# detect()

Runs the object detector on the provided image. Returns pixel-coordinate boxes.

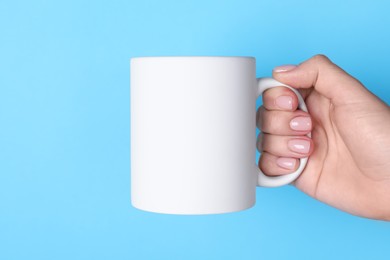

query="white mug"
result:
[130,56,309,215]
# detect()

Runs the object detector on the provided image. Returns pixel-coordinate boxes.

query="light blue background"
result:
[1,0,389,259]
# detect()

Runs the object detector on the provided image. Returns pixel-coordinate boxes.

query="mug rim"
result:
[130,56,255,61]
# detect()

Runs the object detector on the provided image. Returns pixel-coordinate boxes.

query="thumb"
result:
[272,55,371,106]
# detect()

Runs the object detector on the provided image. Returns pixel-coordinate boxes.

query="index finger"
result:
[262,86,299,111]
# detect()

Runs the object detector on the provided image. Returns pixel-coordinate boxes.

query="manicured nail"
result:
[275,95,293,110]
[276,157,296,170]
[273,64,297,73]
[288,139,310,154]
[290,116,312,131]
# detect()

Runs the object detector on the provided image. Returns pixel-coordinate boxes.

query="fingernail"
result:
[288,139,310,154]
[276,157,296,170]
[275,96,293,110]
[290,116,312,131]
[273,64,297,73]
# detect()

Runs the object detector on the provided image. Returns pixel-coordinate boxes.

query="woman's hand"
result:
[257,55,390,221]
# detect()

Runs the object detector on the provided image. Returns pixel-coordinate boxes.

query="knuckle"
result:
[265,111,279,133]
[262,91,274,106]
[259,154,272,171]
[312,54,331,64]
[256,107,264,129]
[256,134,263,151]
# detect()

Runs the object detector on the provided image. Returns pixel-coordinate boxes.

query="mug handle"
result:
[256,78,311,187]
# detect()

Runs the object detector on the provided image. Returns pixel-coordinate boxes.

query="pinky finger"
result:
[258,152,299,176]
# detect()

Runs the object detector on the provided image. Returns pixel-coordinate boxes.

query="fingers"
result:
[262,86,299,111]
[272,54,368,105]
[257,133,313,158]
[257,79,312,177]
[258,152,299,176]
[257,133,313,176]
[256,106,312,135]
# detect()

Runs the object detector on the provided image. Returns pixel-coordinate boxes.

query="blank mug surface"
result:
[131,57,258,214]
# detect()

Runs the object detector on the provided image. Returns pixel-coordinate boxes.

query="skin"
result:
[257,55,390,221]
